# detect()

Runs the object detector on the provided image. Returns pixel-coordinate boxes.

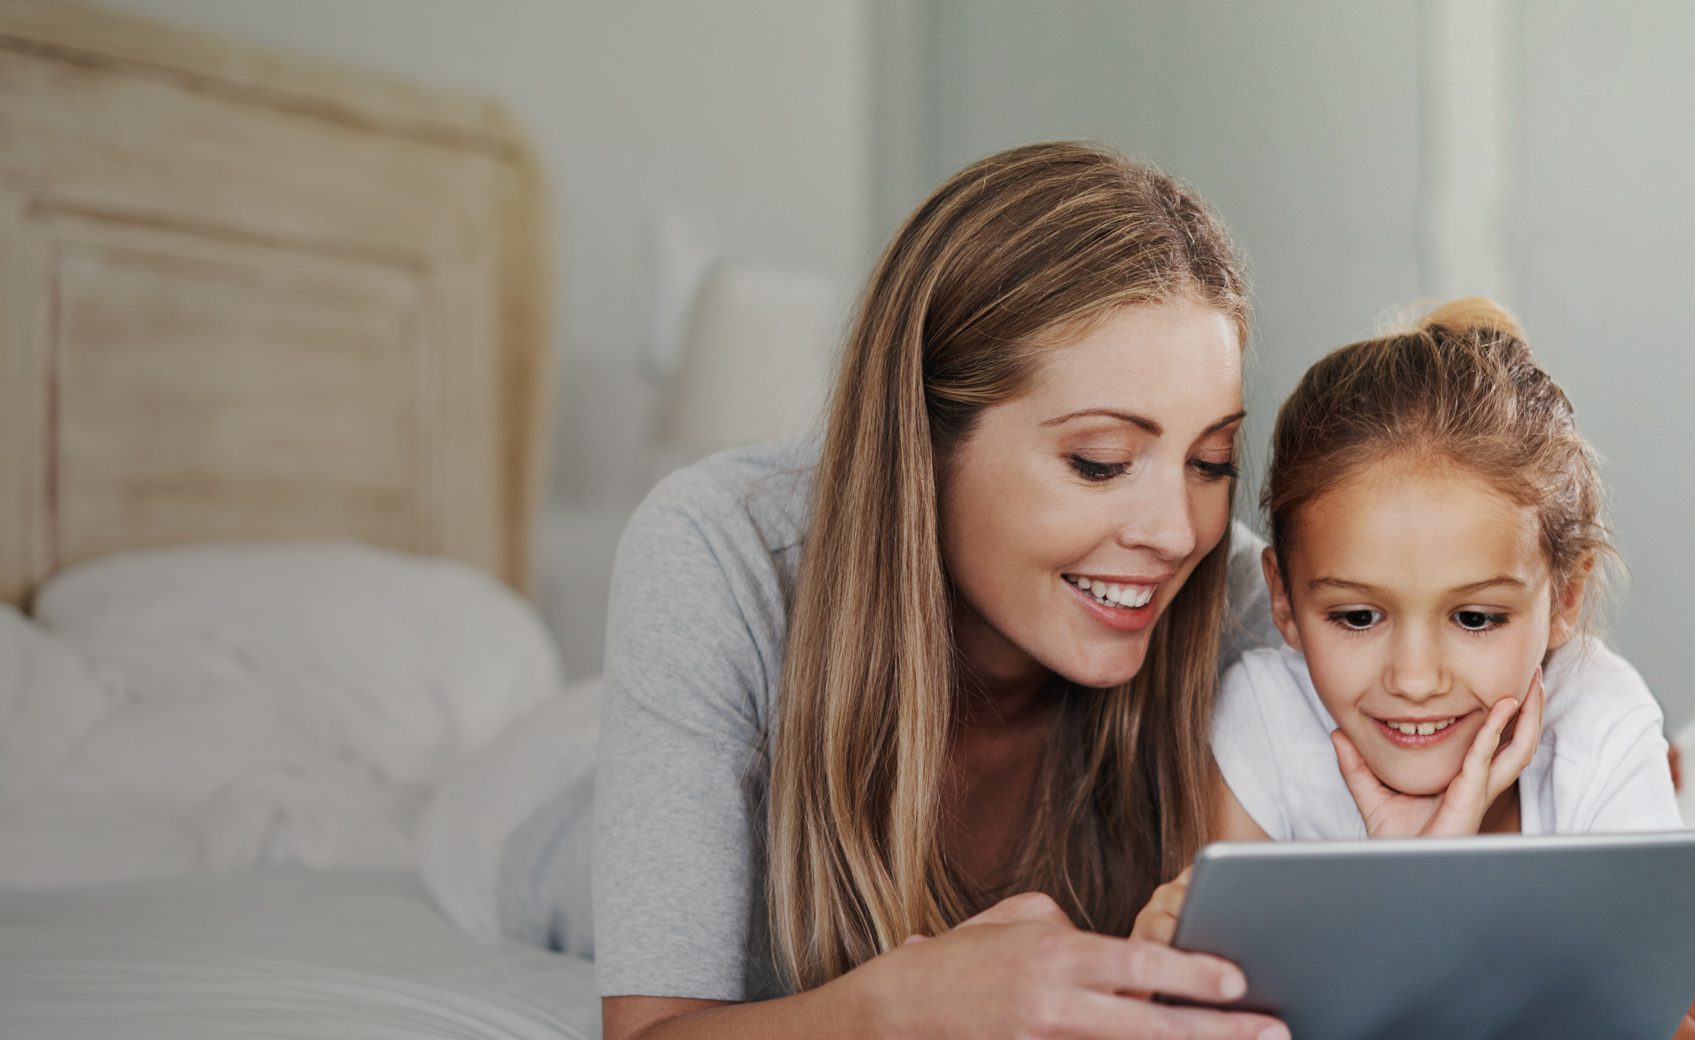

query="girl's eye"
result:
[1191,458,1240,481]
[1453,610,1509,633]
[1068,454,1130,482]
[1327,609,1382,632]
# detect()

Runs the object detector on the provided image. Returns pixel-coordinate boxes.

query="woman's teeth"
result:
[1065,574,1154,609]
[1383,718,1457,736]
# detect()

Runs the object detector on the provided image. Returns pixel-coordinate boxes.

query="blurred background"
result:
[89,0,1695,728]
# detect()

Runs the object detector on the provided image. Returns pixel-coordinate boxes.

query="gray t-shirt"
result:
[592,437,1277,1001]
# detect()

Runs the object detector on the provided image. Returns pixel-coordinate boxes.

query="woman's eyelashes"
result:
[1067,453,1130,482]
[1065,453,1237,483]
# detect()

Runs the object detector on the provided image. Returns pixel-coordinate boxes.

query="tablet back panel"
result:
[1172,832,1695,1040]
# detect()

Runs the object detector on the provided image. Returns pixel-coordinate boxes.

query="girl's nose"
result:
[1384,628,1449,701]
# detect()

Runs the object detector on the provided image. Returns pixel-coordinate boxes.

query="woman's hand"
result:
[1131,866,1192,946]
[1332,669,1544,838]
[861,891,1286,1040]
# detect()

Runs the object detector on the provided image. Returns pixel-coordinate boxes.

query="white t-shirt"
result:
[1212,641,1685,840]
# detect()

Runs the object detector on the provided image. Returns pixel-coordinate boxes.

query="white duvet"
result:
[0,544,566,889]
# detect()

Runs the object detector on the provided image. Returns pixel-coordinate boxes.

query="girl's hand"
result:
[1131,866,1192,946]
[1332,669,1544,838]
[865,890,1287,1040]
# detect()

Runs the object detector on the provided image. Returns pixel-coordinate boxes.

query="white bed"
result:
[0,2,600,1036]
[0,869,599,1040]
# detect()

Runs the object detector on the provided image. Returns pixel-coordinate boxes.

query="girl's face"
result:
[939,298,1243,693]
[1266,458,1584,796]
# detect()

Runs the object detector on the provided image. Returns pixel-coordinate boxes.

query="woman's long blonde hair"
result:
[768,142,1250,990]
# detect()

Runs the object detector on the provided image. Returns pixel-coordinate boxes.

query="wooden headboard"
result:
[0,0,550,606]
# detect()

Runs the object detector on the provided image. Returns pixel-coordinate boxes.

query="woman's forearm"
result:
[617,975,879,1040]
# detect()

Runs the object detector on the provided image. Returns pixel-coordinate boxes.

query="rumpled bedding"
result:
[0,544,566,889]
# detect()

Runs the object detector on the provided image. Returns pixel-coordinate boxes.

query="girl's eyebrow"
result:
[1041,409,1246,436]
[1308,576,1528,594]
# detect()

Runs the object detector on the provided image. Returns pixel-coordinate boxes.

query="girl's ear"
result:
[1547,555,1593,650]
[1261,547,1304,652]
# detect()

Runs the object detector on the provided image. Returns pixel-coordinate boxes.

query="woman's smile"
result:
[1061,573,1167,631]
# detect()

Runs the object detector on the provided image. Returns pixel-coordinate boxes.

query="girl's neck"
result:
[1479,781,1522,834]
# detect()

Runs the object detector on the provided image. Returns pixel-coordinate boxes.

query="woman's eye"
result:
[1327,609,1382,631]
[1453,610,1509,633]
[1068,454,1130,482]
[1191,458,1240,481]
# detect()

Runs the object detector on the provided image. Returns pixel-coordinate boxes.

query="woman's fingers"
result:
[1070,990,1288,1040]
[1068,932,1248,1005]
[957,891,1072,930]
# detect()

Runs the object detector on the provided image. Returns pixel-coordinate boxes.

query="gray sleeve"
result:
[592,475,779,1002]
[1222,520,1280,670]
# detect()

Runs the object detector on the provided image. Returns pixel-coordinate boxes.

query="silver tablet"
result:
[1170,831,1695,1040]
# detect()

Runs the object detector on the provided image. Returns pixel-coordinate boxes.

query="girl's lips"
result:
[1063,575,1158,632]
[1369,711,1478,749]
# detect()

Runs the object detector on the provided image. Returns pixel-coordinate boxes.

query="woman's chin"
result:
[1058,651,1148,690]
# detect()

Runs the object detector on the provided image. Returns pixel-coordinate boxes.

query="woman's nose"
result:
[1115,463,1198,562]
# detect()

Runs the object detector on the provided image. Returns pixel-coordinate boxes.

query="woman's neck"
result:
[950,597,1056,731]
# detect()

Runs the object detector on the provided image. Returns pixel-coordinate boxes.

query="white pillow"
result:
[35,543,564,785]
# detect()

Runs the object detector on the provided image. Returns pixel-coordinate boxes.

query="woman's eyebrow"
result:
[1040,409,1246,435]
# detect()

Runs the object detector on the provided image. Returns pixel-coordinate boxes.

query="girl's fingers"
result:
[1132,867,1193,945]
[1332,729,1392,810]
[1486,670,1545,797]
[1480,670,1543,800]
[1456,696,1516,796]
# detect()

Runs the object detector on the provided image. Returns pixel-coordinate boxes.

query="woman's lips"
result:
[1062,574,1159,632]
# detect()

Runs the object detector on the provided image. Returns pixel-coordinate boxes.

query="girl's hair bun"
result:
[1417,296,1525,340]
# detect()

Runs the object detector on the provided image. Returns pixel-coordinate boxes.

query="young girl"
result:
[1208,298,1683,845]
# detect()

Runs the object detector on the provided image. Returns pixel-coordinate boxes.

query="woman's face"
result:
[939,298,1243,692]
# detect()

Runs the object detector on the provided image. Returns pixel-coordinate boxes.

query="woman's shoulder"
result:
[625,436,818,566]
[606,438,819,733]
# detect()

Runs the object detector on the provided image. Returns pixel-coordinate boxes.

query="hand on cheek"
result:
[1333,669,1545,837]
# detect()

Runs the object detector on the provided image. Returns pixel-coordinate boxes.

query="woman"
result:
[595,142,1290,1040]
